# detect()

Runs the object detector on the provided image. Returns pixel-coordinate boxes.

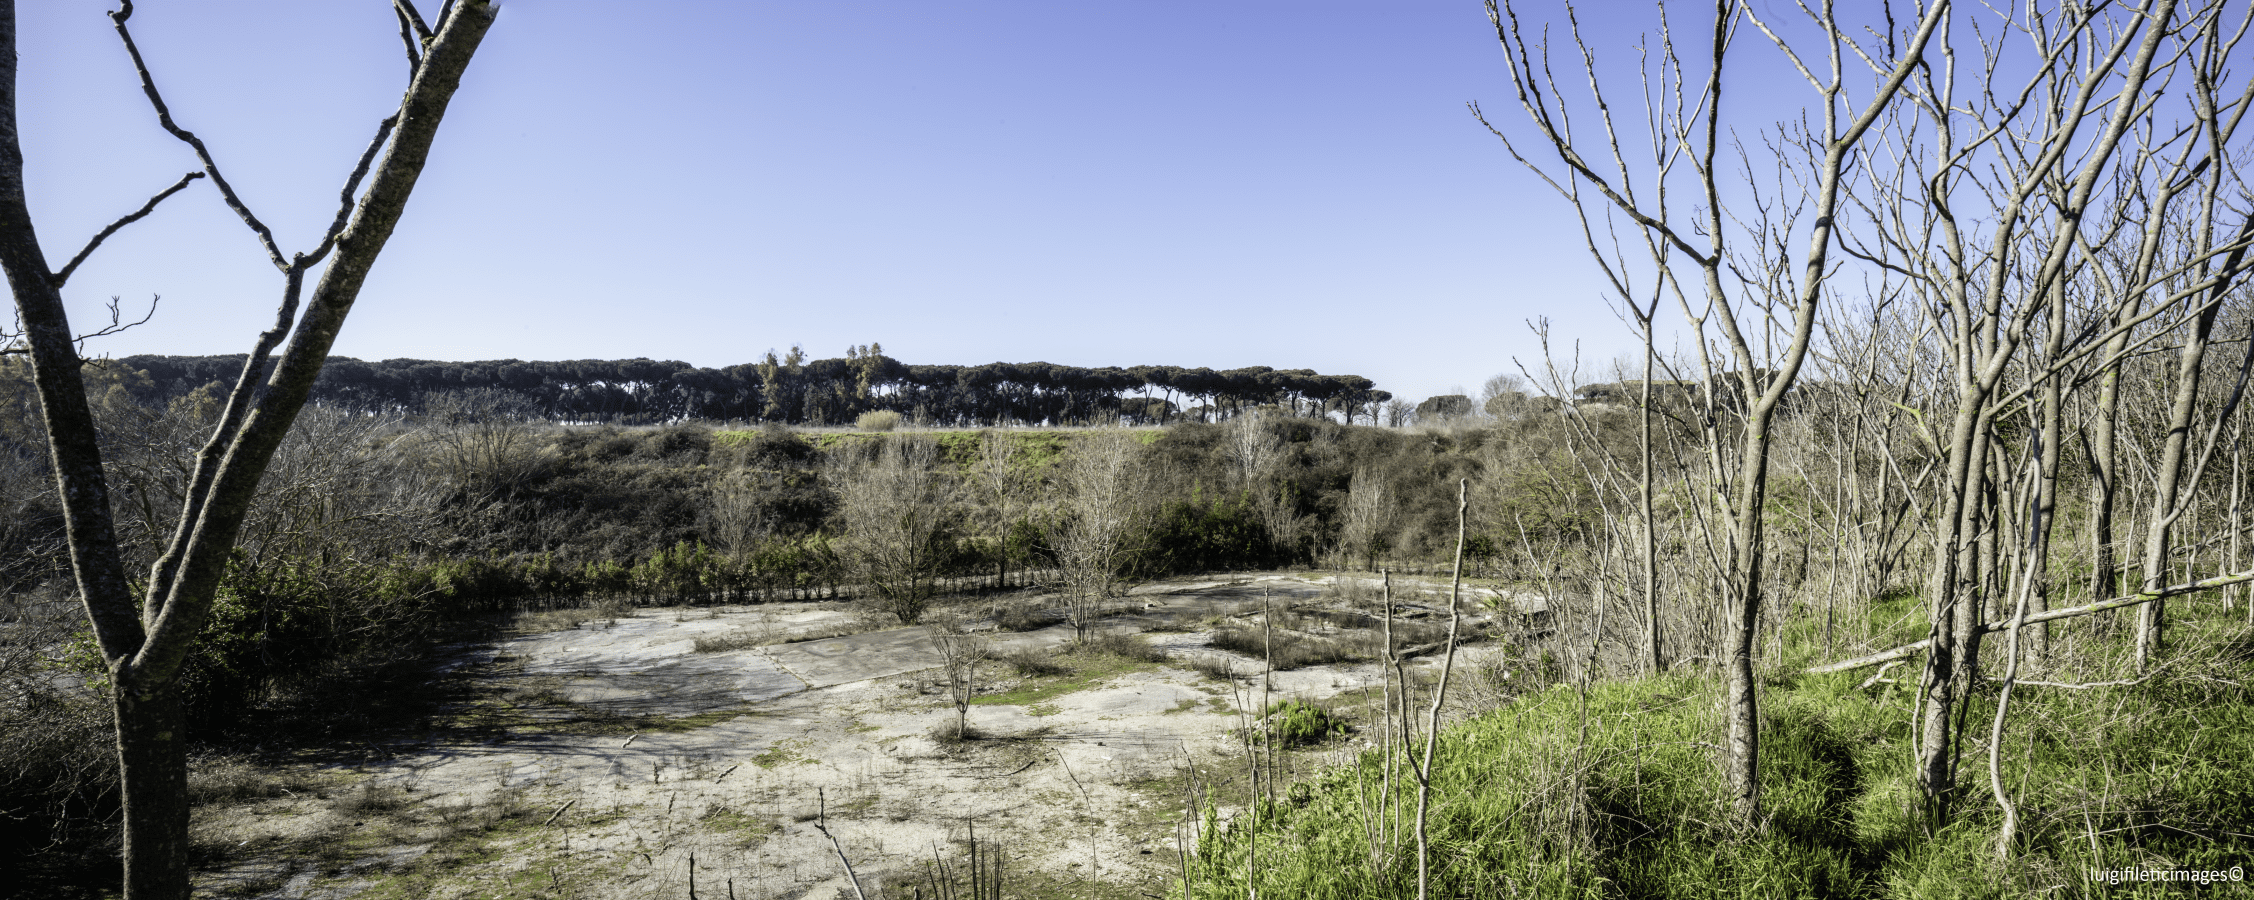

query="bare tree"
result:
[1830,0,2254,831]
[927,613,988,739]
[1223,406,1284,486]
[1482,0,1945,824]
[421,388,548,503]
[707,467,772,559]
[1382,398,1415,428]
[1048,430,1146,643]
[1333,467,1392,572]
[833,435,957,624]
[0,2,497,895]
[969,429,1028,589]
[1226,408,1308,561]
[1477,372,1528,420]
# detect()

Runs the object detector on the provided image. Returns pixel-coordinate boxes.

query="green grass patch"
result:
[752,740,811,769]
[1182,606,2254,899]
[698,806,779,845]
[971,640,1166,708]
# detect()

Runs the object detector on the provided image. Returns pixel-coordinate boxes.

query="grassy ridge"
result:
[1185,608,2254,898]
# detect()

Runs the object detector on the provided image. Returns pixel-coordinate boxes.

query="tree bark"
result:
[0,4,495,896]
[2135,215,2254,670]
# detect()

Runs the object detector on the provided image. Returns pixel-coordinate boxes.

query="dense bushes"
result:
[4,405,1590,763]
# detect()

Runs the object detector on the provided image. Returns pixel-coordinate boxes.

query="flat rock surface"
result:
[200,573,1513,900]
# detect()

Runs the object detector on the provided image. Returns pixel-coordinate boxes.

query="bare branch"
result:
[1806,567,2254,674]
[394,0,434,43]
[107,0,287,271]
[52,171,202,287]
[72,294,159,354]
[391,3,424,74]
[301,114,401,268]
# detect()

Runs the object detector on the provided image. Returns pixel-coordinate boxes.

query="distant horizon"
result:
[17,2,1787,411]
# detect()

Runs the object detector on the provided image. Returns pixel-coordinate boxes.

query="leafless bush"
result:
[999,647,1072,677]
[692,627,776,654]
[332,781,414,818]
[993,600,1059,633]
[1332,469,1392,571]
[1049,431,1148,641]
[0,583,116,835]
[929,614,989,738]
[420,388,551,502]
[1208,627,1358,670]
[185,754,326,806]
[706,468,772,558]
[832,435,957,624]
[1187,655,1242,681]
[1320,576,1381,611]
[1074,630,1168,664]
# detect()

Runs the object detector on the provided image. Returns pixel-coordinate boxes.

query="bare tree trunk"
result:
[0,4,495,896]
[1639,308,1662,673]
[2086,309,2133,621]
[1483,0,1944,825]
[2137,217,2254,670]
[2232,421,2247,622]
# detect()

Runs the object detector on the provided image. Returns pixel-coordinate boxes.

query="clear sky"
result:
[18,1,1758,407]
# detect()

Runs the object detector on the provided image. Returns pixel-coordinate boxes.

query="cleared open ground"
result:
[188,573,1531,899]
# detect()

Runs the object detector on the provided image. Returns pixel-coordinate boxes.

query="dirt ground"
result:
[191,573,1532,900]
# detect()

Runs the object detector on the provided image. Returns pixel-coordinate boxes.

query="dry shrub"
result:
[692,627,775,654]
[333,781,414,818]
[1188,654,1246,681]
[1298,606,1379,631]
[1209,626,1359,670]
[928,721,995,746]
[855,410,903,432]
[995,600,1059,632]
[512,606,593,634]
[1320,576,1382,610]
[0,586,118,847]
[1001,647,1072,677]
[186,754,324,806]
[780,620,871,644]
[1074,630,1168,663]
[591,596,636,622]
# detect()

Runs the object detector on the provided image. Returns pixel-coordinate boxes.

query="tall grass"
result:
[1181,602,2254,899]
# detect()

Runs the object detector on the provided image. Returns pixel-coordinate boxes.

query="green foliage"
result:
[1261,700,1343,747]
[1136,491,1274,576]
[1183,610,2254,900]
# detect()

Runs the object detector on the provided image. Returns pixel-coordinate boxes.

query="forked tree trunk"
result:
[0,4,496,896]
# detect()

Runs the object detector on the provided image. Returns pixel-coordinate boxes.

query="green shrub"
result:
[1261,700,1343,747]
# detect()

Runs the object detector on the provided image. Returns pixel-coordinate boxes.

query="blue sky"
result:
[17,1,1772,406]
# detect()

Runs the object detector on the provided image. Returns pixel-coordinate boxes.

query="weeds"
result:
[691,627,773,653]
[1209,627,1358,670]
[1258,701,1344,748]
[994,601,1060,632]
[1182,599,2254,899]
[1000,647,1072,677]
[1078,629,1170,663]
[973,635,1169,708]
[185,755,331,806]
